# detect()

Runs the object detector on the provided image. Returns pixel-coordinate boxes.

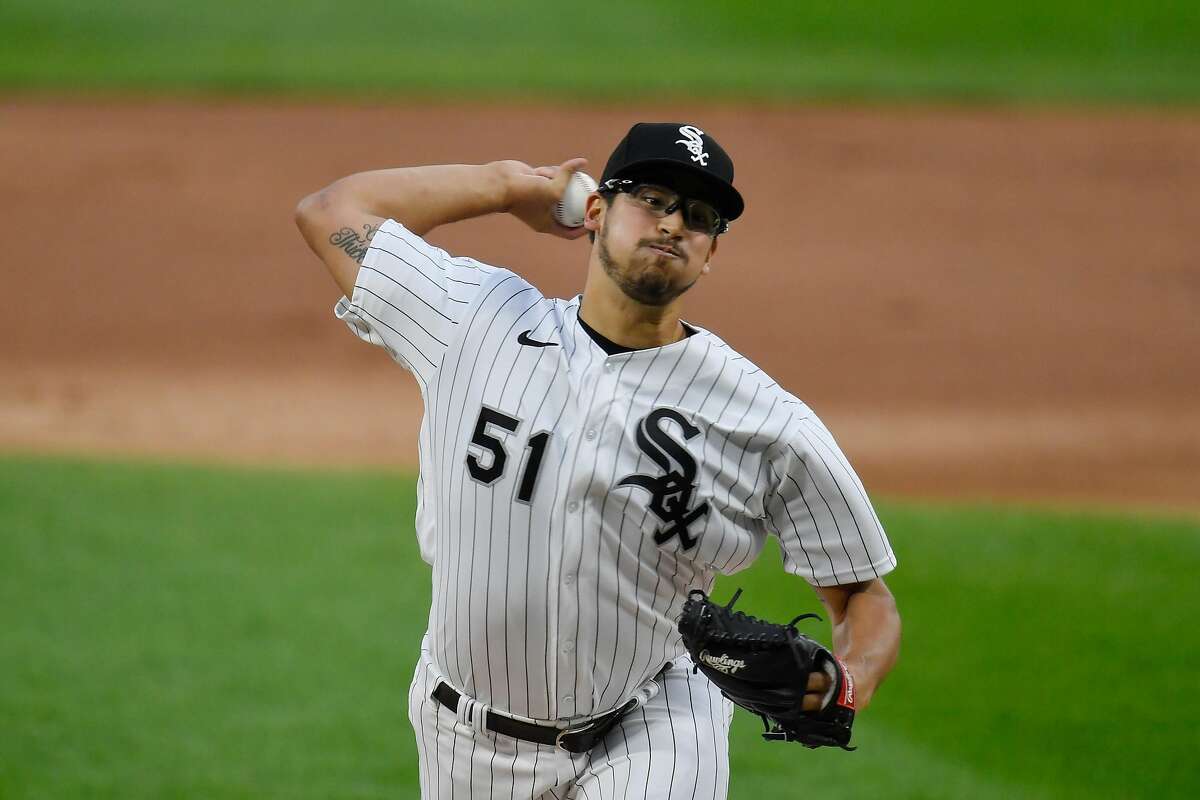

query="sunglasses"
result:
[598,178,728,236]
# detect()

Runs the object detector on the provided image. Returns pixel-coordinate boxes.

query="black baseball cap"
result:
[600,122,744,224]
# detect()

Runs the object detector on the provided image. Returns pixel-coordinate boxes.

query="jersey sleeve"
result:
[333,218,494,384]
[763,414,896,587]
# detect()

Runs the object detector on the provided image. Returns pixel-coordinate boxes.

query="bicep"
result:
[294,184,385,297]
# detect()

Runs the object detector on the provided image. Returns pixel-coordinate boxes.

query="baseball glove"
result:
[677,588,857,750]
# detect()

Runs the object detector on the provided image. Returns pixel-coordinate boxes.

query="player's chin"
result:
[623,273,689,306]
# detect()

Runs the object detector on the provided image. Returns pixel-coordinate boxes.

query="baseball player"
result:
[295,122,901,799]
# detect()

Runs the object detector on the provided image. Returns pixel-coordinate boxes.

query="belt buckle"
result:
[554,721,594,753]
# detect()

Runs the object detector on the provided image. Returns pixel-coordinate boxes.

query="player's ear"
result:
[703,235,720,270]
[583,193,605,234]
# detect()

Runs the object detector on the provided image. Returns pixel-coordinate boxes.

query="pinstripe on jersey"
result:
[335,219,896,722]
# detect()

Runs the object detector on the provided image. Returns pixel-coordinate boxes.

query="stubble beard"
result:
[597,224,697,307]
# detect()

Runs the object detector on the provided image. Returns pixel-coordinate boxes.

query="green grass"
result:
[2,1,1200,103]
[2,454,1198,798]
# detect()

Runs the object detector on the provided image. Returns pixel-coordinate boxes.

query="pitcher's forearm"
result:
[830,584,900,710]
[323,162,512,236]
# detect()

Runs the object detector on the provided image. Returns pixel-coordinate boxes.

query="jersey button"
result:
[585,429,597,441]
[562,640,575,653]
[567,501,580,513]
[563,573,575,585]
[562,694,574,704]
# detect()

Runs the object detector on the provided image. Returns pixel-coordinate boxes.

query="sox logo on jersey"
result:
[618,408,710,550]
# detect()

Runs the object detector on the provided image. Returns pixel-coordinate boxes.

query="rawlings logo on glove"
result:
[698,650,748,675]
[677,588,857,750]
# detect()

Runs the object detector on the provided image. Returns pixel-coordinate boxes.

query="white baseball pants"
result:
[407,644,733,799]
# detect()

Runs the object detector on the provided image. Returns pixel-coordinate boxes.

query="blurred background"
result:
[2,1,1197,798]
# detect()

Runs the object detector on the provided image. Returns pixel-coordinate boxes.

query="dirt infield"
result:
[2,99,1197,512]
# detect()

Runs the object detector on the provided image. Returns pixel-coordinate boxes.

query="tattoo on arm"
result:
[329,223,379,265]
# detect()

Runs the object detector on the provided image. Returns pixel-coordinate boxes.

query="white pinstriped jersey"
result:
[334,218,896,722]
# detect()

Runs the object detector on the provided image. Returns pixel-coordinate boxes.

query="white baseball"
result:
[553,171,598,228]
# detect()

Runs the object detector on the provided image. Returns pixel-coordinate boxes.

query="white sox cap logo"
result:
[675,125,709,166]
[698,650,747,675]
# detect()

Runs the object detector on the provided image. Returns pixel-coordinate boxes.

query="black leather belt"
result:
[432,670,666,754]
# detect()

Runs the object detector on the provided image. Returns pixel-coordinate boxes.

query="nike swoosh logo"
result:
[517,330,558,348]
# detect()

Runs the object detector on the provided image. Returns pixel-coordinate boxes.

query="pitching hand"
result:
[498,158,591,240]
